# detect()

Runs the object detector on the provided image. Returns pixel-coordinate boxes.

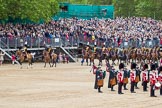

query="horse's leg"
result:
[44,62,46,68]
[52,59,54,67]
[98,59,100,66]
[81,58,84,66]
[27,62,29,69]
[30,60,33,68]
[55,60,56,67]
[49,62,52,67]
[20,62,22,69]
[89,58,91,66]
[86,58,88,66]
[100,59,102,66]
[117,58,120,65]
[112,60,114,65]
[98,57,102,66]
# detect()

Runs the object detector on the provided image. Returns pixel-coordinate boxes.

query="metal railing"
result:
[0,36,160,49]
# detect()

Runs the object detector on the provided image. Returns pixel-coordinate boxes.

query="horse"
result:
[16,49,33,69]
[43,50,52,68]
[16,50,25,68]
[141,49,147,63]
[145,48,152,63]
[81,49,89,66]
[95,48,104,66]
[151,47,159,63]
[117,48,127,65]
[131,48,137,63]
[51,52,57,67]
[136,48,142,63]
[111,48,117,65]
[88,50,96,66]
[125,47,132,64]
[105,49,111,64]
[26,51,33,68]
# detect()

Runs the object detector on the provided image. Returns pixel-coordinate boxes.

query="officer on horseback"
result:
[86,42,90,53]
[93,44,97,58]
[93,44,97,53]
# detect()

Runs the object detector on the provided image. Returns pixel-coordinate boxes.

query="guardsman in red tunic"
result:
[142,64,149,92]
[130,63,136,93]
[117,63,124,94]
[150,64,158,97]
[158,66,162,95]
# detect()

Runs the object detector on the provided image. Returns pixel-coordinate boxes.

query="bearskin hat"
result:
[143,64,148,70]
[18,47,22,50]
[27,51,31,53]
[151,64,156,71]
[131,63,136,69]
[119,63,124,69]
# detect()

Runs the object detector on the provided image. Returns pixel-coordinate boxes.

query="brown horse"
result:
[111,48,117,65]
[141,49,147,63]
[16,50,33,69]
[26,52,33,68]
[43,50,52,67]
[51,52,57,67]
[136,48,142,63]
[81,48,92,66]
[131,49,137,63]
[151,47,159,63]
[145,48,151,63]
[16,50,25,68]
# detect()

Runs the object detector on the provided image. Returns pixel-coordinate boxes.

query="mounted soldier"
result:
[101,43,106,60]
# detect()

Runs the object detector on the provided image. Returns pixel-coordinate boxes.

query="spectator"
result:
[0,51,5,66]
[11,54,16,65]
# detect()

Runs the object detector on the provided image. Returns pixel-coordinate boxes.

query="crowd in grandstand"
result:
[0,17,162,48]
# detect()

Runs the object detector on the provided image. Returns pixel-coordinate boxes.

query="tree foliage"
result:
[1,0,162,21]
[57,0,162,20]
[0,0,59,22]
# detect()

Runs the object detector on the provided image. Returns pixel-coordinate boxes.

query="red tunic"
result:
[158,73,162,85]
[117,71,124,83]
[150,72,157,85]
[142,70,148,82]
[92,65,97,74]
[130,70,136,82]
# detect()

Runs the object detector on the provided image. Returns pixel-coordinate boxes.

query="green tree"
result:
[0,0,59,22]
[113,0,135,17]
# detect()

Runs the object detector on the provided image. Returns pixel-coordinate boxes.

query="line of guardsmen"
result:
[93,62,162,97]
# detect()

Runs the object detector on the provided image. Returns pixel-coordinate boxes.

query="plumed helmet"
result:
[119,63,124,69]
[151,64,156,71]
[143,64,148,70]
[131,63,136,69]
